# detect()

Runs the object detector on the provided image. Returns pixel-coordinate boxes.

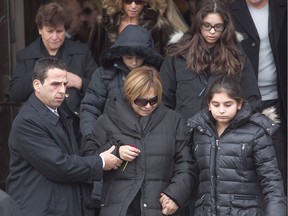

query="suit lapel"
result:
[230,0,259,41]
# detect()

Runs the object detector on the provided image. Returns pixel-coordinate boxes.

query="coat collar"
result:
[230,0,259,41]
[104,95,168,138]
[187,102,279,136]
[21,38,87,61]
[187,103,252,136]
[27,93,70,126]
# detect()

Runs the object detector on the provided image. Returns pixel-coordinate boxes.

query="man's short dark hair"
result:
[32,57,66,84]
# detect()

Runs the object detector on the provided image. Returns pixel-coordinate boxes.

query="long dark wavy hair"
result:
[167,0,244,76]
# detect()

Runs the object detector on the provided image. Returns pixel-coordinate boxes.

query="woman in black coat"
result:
[83,66,197,216]
[160,0,261,122]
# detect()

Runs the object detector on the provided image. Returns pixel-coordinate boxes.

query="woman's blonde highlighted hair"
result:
[124,66,162,105]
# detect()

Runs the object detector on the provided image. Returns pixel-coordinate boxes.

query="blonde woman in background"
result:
[89,0,174,64]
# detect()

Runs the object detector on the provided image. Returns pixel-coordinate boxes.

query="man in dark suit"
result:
[6,57,123,216]
[229,0,287,193]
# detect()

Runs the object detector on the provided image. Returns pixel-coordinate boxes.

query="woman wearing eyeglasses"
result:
[83,66,197,216]
[89,0,174,64]
[160,0,262,123]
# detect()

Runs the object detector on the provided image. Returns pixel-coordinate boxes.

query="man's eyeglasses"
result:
[201,22,225,32]
[134,96,158,107]
[124,0,146,5]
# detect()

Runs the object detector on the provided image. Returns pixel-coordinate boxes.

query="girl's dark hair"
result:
[167,0,244,76]
[206,76,244,104]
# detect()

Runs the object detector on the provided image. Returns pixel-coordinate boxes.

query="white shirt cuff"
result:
[99,155,105,168]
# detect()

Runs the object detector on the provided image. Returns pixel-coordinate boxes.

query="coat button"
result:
[74,111,79,115]
[251,42,256,46]
[143,203,147,207]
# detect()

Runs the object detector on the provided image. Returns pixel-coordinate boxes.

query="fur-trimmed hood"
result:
[250,106,280,136]
[168,31,246,45]
[261,106,280,124]
[101,25,163,70]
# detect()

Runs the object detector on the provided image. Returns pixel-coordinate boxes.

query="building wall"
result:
[0,0,25,190]
[0,0,13,190]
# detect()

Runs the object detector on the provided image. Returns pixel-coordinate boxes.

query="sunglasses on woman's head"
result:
[134,96,158,107]
[124,0,145,5]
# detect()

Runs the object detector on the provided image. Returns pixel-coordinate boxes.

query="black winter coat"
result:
[80,25,163,138]
[6,94,104,216]
[229,0,287,126]
[0,189,20,216]
[160,54,262,122]
[80,62,129,138]
[83,95,197,216]
[187,104,286,216]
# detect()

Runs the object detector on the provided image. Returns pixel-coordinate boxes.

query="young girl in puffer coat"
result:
[187,76,286,216]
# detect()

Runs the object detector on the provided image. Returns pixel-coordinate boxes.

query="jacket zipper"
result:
[233,194,257,200]
[214,139,220,214]
[194,144,199,158]
[140,189,144,216]
[241,144,247,170]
